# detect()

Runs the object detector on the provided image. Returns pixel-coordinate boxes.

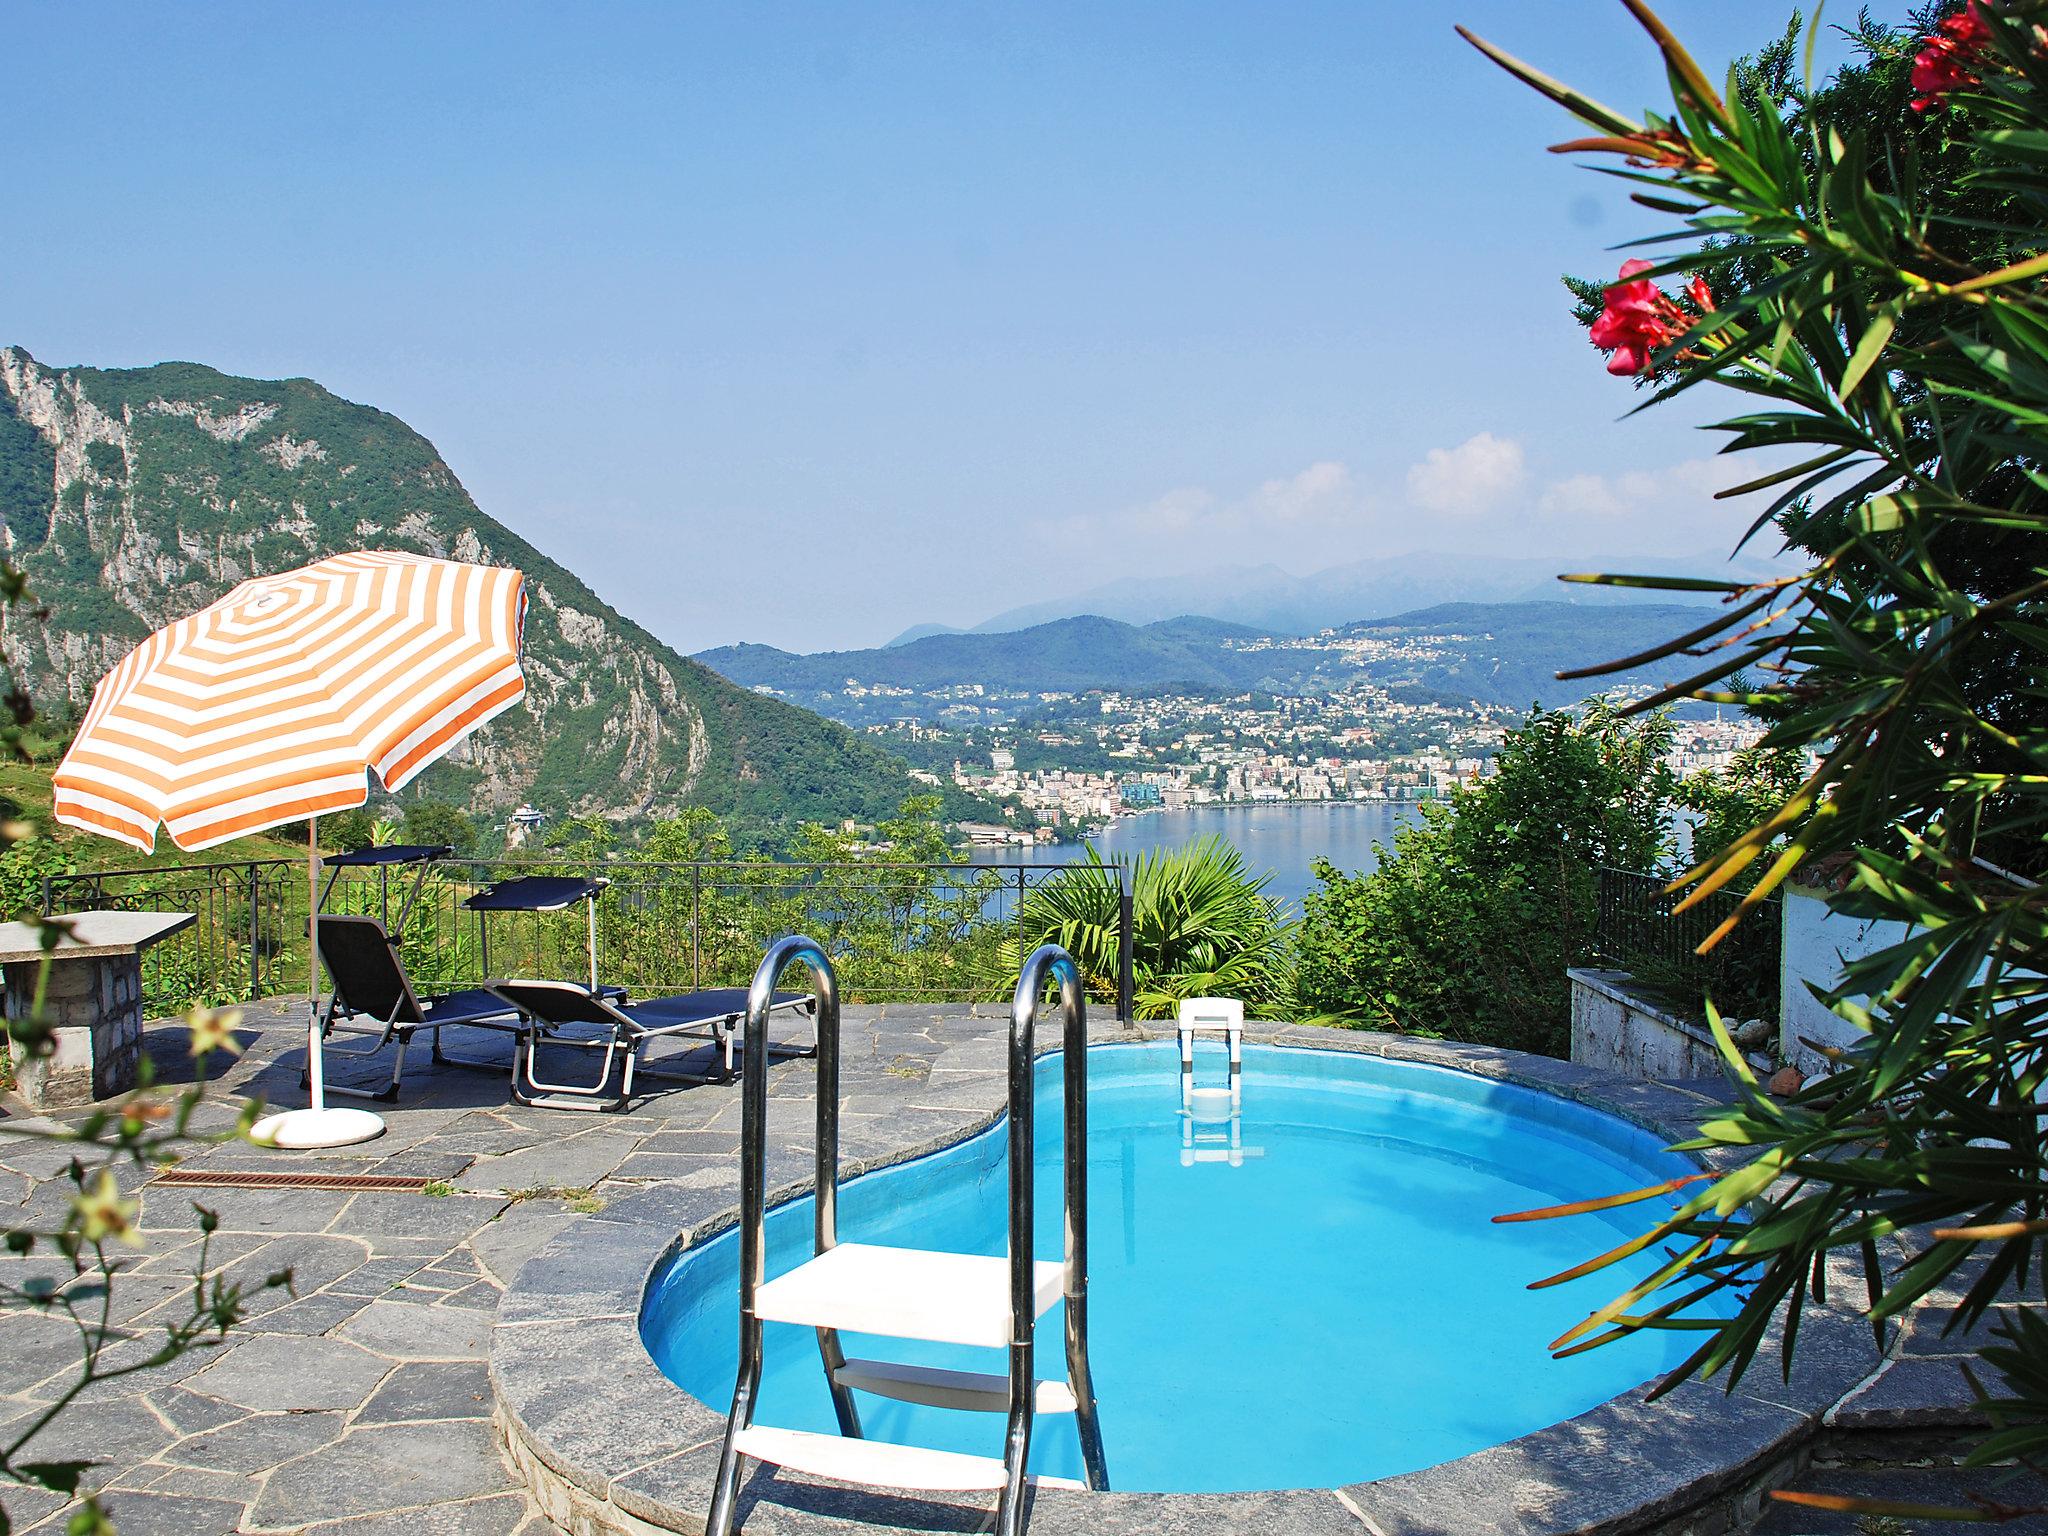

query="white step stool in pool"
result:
[704,939,1109,1536]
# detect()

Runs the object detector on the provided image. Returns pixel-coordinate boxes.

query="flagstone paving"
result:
[0,1000,2035,1535]
[0,998,884,1535]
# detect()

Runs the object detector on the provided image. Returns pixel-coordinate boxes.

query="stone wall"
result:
[1568,966,1724,1081]
[4,953,143,1107]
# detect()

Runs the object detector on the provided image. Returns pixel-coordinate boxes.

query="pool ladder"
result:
[1178,997,1251,1168]
[704,938,1109,1536]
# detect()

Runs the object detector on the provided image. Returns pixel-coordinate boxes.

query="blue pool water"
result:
[640,1043,1717,1493]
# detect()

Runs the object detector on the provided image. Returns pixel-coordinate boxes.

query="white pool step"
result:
[834,1357,1078,1414]
[753,1243,1063,1349]
[730,1425,1085,1492]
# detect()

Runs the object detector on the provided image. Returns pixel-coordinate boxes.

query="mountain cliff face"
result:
[0,346,928,830]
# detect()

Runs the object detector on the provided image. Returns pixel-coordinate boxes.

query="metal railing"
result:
[42,854,1136,1015]
[703,939,1106,1536]
[1590,865,1782,1024]
[39,860,303,1018]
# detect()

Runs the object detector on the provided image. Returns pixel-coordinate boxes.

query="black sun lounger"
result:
[481,979,816,1111]
[314,860,626,1101]
[319,842,456,932]
[313,913,525,1102]
[465,874,611,989]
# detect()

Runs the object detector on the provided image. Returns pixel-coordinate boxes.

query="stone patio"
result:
[0,1001,2035,1535]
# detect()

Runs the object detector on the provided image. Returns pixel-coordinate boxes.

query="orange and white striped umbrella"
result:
[53,551,528,852]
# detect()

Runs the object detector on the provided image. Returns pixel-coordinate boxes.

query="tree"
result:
[320,807,380,854]
[400,799,476,857]
[642,807,736,864]
[1463,0,2048,1499]
[541,814,615,864]
[1679,744,1808,880]
[1292,704,1676,1055]
[776,796,1006,1001]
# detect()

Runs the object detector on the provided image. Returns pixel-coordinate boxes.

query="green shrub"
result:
[1462,0,2048,1485]
[1292,705,1675,1055]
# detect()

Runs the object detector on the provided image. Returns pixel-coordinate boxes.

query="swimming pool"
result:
[639,1041,1716,1494]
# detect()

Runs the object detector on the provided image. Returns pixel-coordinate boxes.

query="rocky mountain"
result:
[0,346,943,833]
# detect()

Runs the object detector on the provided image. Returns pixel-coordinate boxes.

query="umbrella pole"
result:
[307,815,324,1111]
[251,812,384,1150]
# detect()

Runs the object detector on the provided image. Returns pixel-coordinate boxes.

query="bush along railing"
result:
[1590,866,1780,1027]
[45,855,1132,1013]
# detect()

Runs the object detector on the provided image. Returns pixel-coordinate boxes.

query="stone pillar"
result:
[4,952,146,1108]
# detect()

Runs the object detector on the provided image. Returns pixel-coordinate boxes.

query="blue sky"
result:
[6,2,1853,652]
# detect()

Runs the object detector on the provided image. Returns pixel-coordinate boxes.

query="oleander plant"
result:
[1462,0,2048,1519]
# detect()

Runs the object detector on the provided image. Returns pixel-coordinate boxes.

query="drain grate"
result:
[153,1169,433,1193]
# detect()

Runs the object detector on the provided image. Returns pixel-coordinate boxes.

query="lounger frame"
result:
[483,980,817,1111]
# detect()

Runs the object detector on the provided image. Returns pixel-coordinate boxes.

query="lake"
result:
[980,802,1425,910]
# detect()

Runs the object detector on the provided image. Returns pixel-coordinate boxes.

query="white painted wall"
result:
[1778,883,1915,1077]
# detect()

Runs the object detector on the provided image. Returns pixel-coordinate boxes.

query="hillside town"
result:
[871,684,1773,841]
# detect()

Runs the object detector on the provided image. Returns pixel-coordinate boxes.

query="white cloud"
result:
[1536,458,1730,520]
[1246,460,1356,524]
[1036,460,1367,569]
[1405,432,1527,515]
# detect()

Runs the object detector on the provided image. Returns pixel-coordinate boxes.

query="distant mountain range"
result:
[700,601,1726,721]
[881,547,1778,644]
[0,347,950,832]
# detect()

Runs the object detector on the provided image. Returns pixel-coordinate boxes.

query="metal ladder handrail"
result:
[707,934,860,1533]
[1003,944,1109,1534]
[706,937,1107,1536]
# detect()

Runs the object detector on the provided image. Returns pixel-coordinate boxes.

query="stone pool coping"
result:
[491,1020,1898,1536]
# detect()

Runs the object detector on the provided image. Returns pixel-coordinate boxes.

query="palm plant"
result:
[1008,835,1292,1018]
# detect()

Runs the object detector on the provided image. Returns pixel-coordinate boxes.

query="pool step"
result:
[834,1358,1078,1414]
[753,1242,1063,1349]
[730,1425,1086,1493]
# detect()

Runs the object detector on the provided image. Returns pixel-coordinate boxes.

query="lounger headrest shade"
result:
[485,978,625,1026]
[465,875,609,912]
[316,915,425,1025]
[322,844,455,867]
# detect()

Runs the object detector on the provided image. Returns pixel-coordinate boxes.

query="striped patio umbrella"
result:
[54,550,527,852]
[51,550,530,1147]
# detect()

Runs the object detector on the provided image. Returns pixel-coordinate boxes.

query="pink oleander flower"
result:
[1591,259,1678,377]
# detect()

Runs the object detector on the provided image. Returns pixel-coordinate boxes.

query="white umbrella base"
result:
[252,1107,387,1149]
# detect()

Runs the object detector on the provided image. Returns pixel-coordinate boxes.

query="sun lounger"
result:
[481,979,816,1111]
[312,913,527,1102]
[313,878,626,1102]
